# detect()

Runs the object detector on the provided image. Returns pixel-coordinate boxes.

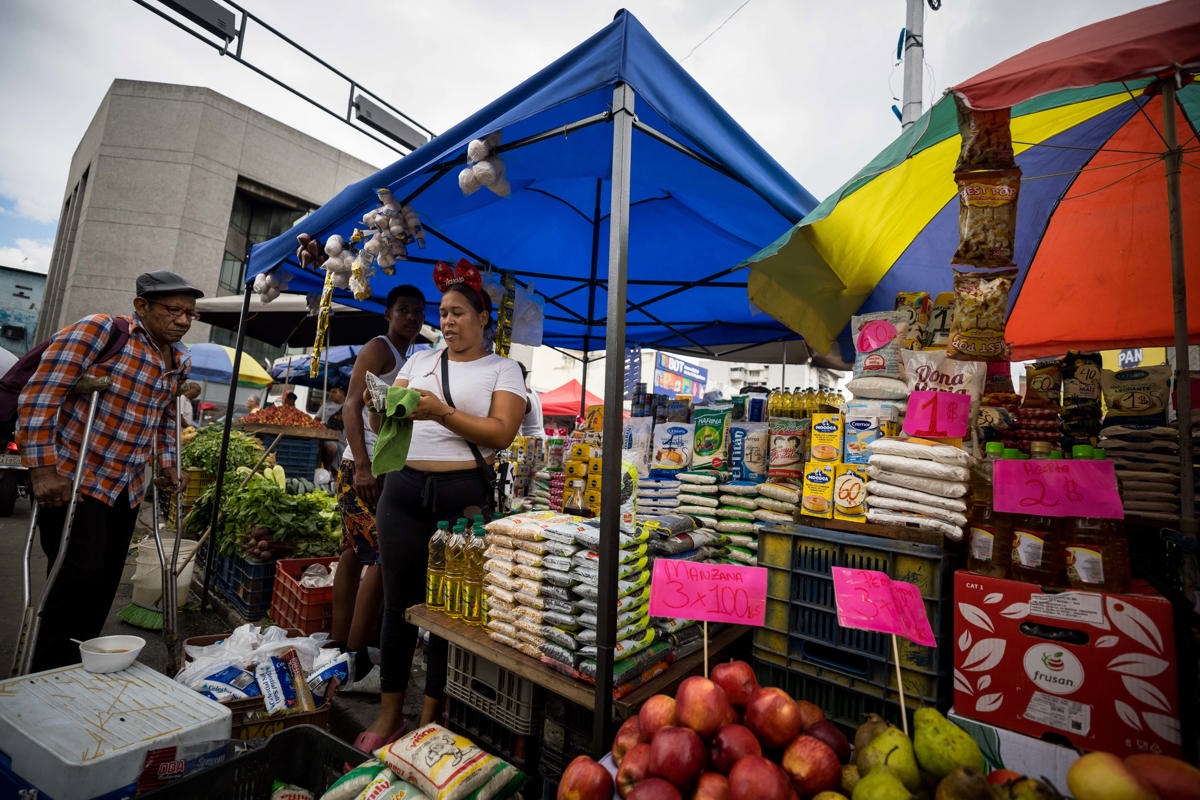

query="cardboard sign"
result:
[903,390,970,438]
[648,559,766,626]
[993,459,1123,519]
[831,567,936,646]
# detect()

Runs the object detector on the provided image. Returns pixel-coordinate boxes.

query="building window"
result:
[218,182,310,295]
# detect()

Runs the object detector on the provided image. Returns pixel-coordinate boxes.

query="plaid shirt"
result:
[17,313,190,506]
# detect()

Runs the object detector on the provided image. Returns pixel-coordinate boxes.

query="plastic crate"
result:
[270,556,337,635]
[754,660,914,734]
[754,522,960,706]
[258,434,320,479]
[536,695,594,785]
[445,696,535,770]
[446,642,540,735]
[215,553,278,620]
[139,725,358,799]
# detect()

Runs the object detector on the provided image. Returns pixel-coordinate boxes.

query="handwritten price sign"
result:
[648,560,766,626]
[902,390,970,439]
[831,568,935,646]
[994,459,1123,519]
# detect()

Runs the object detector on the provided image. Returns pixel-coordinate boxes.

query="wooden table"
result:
[407,605,749,718]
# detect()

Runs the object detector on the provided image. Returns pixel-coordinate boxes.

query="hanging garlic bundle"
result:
[361,188,425,276]
[458,132,510,197]
[494,271,516,358]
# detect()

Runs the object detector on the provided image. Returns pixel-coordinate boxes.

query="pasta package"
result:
[894,291,932,350]
[1022,359,1063,409]
[946,268,1017,362]
[852,310,908,380]
[925,291,956,349]
[1101,365,1173,425]
[952,168,1021,267]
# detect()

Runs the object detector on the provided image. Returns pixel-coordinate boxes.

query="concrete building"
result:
[39,79,378,366]
[0,265,46,357]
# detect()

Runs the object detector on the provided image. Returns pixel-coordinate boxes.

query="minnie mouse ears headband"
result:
[433,259,489,309]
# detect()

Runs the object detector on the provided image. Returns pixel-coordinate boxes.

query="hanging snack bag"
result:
[1101,365,1173,426]
[894,292,932,350]
[692,405,733,470]
[952,168,1021,268]
[925,291,956,349]
[954,98,1016,172]
[852,310,907,380]
[946,268,1017,361]
[650,422,694,478]
[768,416,810,481]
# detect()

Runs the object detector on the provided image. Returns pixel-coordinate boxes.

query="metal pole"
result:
[901,0,925,129]
[1162,79,1195,537]
[593,82,635,755]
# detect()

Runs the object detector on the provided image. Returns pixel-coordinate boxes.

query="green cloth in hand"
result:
[371,386,422,476]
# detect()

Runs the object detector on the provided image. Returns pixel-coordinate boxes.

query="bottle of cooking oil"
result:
[425,521,449,610]
[1010,443,1064,586]
[461,527,488,625]
[443,521,468,619]
[967,442,1011,578]
[1063,515,1131,593]
[767,388,781,418]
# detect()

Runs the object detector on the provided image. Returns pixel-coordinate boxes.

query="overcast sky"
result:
[0,0,1156,274]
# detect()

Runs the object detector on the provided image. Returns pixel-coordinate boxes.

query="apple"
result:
[744,687,803,749]
[804,719,851,764]
[1068,752,1157,800]
[691,772,730,800]
[618,743,654,798]
[650,726,708,790]
[710,724,763,775]
[640,694,678,742]
[728,755,792,800]
[614,716,643,766]
[985,769,1024,786]
[781,735,842,797]
[1125,754,1200,800]
[711,661,759,709]
[558,755,615,800]
[795,700,826,730]
[676,676,734,739]
[628,777,683,800]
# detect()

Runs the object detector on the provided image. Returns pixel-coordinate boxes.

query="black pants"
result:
[32,490,139,671]
[376,466,491,697]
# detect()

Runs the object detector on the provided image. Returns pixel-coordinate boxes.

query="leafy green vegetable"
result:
[181,427,266,476]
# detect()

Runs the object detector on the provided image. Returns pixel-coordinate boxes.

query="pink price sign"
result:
[902,390,970,439]
[993,459,1124,519]
[648,560,766,626]
[831,567,935,646]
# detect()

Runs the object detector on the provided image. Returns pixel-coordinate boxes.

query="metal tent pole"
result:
[1163,78,1195,537]
[593,81,635,755]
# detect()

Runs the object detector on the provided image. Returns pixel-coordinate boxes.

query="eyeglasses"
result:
[148,300,201,321]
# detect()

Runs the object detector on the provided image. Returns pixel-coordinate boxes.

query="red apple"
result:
[711,661,759,709]
[618,743,654,798]
[691,772,730,800]
[986,769,1024,786]
[614,716,643,766]
[744,687,803,749]
[728,755,792,800]
[710,724,763,775]
[558,755,615,800]
[795,700,826,730]
[781,735,842,797]
[640,694,678,742]
[1125,754,1200,800]
[629,777,683,800]
[650,726,708,790]
[676,676,734,739]
[804,719,851,764]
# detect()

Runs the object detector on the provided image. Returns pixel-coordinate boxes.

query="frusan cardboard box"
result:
[947,710,1076,794]
[953,571,1181,758]
[809,413,843,462]
[801,461,836,518]
[832,463,867,522]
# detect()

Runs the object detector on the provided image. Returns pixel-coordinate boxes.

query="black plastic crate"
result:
[754,660,915,735]
[537,695,594,786]
[140,725,361,799]
[446,642,540,735]
[445,695,536,771]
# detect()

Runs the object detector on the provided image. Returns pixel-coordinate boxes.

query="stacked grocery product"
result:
[1100,423,1183,522]
[863,438,972,540]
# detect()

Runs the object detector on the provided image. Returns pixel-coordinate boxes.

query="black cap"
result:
[136,270,204,299]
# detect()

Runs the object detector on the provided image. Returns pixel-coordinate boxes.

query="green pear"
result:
[913,708,984,779]
[855,713,891,756]
[1005,777,1062,800]
[934,766,997,800]
[857,725,921,791]
[853,768,914,800]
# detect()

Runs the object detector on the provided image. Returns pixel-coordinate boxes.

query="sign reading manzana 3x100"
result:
[653,352,708,399]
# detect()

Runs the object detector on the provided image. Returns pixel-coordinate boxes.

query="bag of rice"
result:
[758,482,801,504]
[729,421,769,482]
[622,416,654,478]
[852,310,907,380]
[377,725,526,800]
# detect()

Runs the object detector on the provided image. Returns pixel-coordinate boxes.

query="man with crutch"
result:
[16,271,201,672]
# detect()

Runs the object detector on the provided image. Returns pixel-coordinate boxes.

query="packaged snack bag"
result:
[952,168,1021,267]
[946,268,1017,361]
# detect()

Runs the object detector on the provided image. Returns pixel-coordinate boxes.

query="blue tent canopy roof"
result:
[247,9,817,356]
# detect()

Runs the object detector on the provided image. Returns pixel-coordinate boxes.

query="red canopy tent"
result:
[539,379,604,417]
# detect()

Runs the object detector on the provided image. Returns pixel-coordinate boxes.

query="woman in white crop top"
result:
[354,271,525,752]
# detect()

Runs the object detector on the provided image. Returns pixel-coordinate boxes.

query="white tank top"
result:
[343,335,406,462]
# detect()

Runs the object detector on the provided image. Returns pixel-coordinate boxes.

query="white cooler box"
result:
[0,661,232,800]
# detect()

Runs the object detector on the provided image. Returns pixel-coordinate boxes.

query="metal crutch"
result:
[152,405,185,675]
[11,375,112,676]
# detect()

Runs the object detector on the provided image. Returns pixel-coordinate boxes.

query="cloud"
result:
[0,239,52,273]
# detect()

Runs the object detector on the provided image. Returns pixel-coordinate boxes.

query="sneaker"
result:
[341,664,381,695]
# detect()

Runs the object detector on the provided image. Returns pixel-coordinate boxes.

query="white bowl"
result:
[79,635,146,673]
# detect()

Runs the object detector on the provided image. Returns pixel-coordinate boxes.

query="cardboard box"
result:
[800,461,836,518]
[833,463,867,522]
[953,571,1181,758]
[947,710,1077,794]
[844,400,903,463]
[810,413,844,462]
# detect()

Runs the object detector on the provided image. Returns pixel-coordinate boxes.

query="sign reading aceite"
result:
[648,559,766,626]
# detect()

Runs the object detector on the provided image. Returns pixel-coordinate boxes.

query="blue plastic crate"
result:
[257,435,320,480]
[214,553,276,620]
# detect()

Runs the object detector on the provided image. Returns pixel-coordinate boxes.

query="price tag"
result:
[994,459,1124,519]
[831,567,935,646]
[648,560,766,626]
[902,390,970,439]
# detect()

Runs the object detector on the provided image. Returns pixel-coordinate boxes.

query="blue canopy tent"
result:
[238,9,817,747]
